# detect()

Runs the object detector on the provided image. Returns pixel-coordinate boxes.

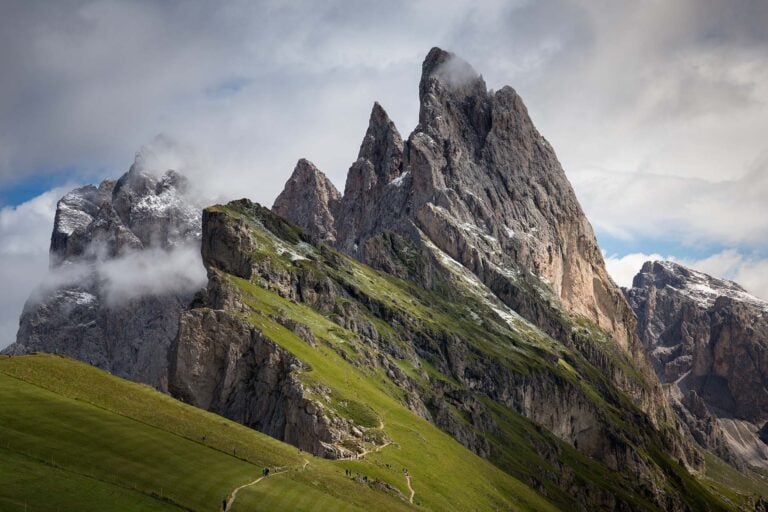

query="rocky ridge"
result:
[625,260,768,470]
[274,47,668,428]
[5,156,203,389]
[171,196,735,511]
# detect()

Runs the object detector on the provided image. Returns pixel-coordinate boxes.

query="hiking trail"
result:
[223,468,288,511]
[337,416,391,460]
[405,473,415,504]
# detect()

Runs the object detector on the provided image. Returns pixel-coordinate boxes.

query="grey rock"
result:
[170,307,354,458]
[5,156,203,389]
[273,159,341,244]
[335,102,406,256]
[626,260,768,468]
[275,47,665,426]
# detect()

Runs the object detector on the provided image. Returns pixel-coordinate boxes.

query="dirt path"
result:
[337,416,391,460]
[351,440,392,460]
[223,469,288,511]
[405,474,415,504]
[223,476,264,511]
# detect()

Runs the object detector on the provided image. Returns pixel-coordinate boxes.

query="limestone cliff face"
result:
[170,308,356,458]
[170,202,376,459]
[407,48,634,350]
[626,260,768,469]
[273,158,341,244]
[5,157,203,389]
[274,48,662,424]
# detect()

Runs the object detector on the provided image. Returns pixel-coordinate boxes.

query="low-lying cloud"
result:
[98,245,207,305]
[0,188,71,348]
[434,54,481,88]
[28,244,207,308]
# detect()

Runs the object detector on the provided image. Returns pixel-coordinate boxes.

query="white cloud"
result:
[572,163,768,246]
[0,188,71,348]
[27,244,207,308]
[604,252,664,289]
[97,245,207,305]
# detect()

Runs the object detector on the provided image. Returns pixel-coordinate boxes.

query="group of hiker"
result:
[344,466,408,481]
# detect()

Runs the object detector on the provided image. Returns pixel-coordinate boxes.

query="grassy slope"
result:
[699,452,768,509]
[214,201,741,512]
[232,275,560,511]
[0,354,556,512]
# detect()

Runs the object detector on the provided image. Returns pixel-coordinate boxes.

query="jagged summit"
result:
[276,48,639,353]
[355,102,404,183]
[272,48,672,440]
[51,159,200,266]
[419,47,485,95]
[272,158,341,243]
[633,260,767,309]
[333,102,407,255]
[417,47,489,142]
[7,155,203,388]
[626,260,768,469]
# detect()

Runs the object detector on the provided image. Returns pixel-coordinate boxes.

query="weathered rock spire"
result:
[272,158,341,243]
[335,102,406,255]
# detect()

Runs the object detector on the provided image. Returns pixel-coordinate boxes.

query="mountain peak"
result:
[420,47,452,80]
[356,102,403,182]
[272,159,341,243]
[634,260,762,309]
[276,48,644,358]
[626,259,768,467]
[419,47,485,102]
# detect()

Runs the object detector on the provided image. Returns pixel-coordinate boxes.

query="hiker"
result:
[222,498,227,511]
[266,468,270,476]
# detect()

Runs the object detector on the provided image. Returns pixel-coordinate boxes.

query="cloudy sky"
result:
[1,0,767,347]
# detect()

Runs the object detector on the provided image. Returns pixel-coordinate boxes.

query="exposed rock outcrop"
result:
[626,260,768,469]
[170,308,355,458]
[5,156,204,389]
[170,201,383,459]
[273,158,341,243]
[335,102,406,255]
